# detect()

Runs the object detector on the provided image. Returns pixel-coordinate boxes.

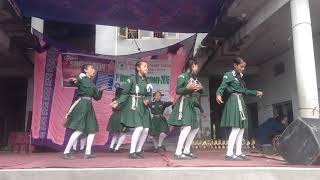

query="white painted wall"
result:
[95,25,117,55]
[246,34,320,125]
[95,25,194,55]
[116,36,192,55]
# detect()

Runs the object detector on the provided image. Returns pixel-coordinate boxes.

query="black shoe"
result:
[153,148,159,153]
[84,154,96,159]
[128,153,139,159]
[107,148,114,153]
[63,153,75,160]
[159,145,167,152]
[184,152,197,159]
[79,148,85,153]
[112,149,122,153]
[225,155,243,161]
[174,154,192,160]
[136,151,144,158]
[70,149,77,155]
[237,154,250,161]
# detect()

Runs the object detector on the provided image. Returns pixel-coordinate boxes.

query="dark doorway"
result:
[209,75,229,139]
[247,102,259,139]
[0,78,27,145]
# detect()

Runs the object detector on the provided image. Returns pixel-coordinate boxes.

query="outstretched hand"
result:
[144,99,150,106]
[110,100,119,108]
[67,77,77,83]
[256,91,263,97]
[216,95,224,104]
[100,84,107,91]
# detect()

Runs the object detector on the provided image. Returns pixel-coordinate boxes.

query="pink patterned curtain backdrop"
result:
[31,35,196,149]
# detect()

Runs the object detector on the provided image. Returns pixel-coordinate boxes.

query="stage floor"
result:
[0,150,317,169]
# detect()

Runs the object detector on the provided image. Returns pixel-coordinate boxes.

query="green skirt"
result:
[220,94,248,129]
[65,98,99,134]
[120,97,151,128]
[168,96,199,129]
[107,111,127,133]
[150,116,169,135]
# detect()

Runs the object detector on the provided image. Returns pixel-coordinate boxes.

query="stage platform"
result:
[0,150,319,180]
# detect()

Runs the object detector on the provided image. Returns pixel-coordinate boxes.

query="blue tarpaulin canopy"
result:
[15,0,224,33]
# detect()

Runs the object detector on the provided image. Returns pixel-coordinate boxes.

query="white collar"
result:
[232,70,243,78]
[79,73,88,79]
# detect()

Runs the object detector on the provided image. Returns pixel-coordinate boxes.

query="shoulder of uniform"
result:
[126,76,135,83]
[178,72,189,79]
[78,73,87,79]
[223,72,233,79]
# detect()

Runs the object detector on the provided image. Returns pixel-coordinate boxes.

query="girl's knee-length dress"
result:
[117,75,152,128]
[216,70,257,129]
[65,74,103,134]
[168,72,205,129]
[149,100,173,135]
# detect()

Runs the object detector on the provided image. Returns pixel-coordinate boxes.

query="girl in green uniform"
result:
[107,87,128,152]
[111,61,152,159]
[216,57,263,161]
[63,64,107,160]
[168,59,204,160]
[149,91,173,152]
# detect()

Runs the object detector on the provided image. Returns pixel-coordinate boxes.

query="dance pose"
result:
[63,64,107,159]
[107,87,128,153]
[149,91,173,152]
[216,57,263,161]
[168,59,204,160]
[111,60,153,159]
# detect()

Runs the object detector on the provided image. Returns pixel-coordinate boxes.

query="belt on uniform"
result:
[231,93,242,96]
[178,94,192,120]
[232,93,246,120]
[153,115,164,117]
[65,96,91,118]
[81,96,92,100]
[130,95,146,110]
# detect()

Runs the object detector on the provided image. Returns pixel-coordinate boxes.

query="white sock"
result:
[80,137,86,150]
[115,133,126,150]
[227,128,240,156]
[151,136,158,149]
[64,131,82,154]
[158,133,167,147]
[183,128,199,154]
[110,133,119,149]
[136,128,149,152]
[235,128,245,156]
[175,126,191,155]
[72,139,78,151]
[130,127,143,153]
[85,134,95,155]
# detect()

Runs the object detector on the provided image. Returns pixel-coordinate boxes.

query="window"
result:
[119,27,139,39]
[140,30,152,39]
[127,29,139,39]
[272,101,293,123]
[119,27,128,38]
[154,31,164,38]
[118,28,176,39]
[165,32,179,39]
